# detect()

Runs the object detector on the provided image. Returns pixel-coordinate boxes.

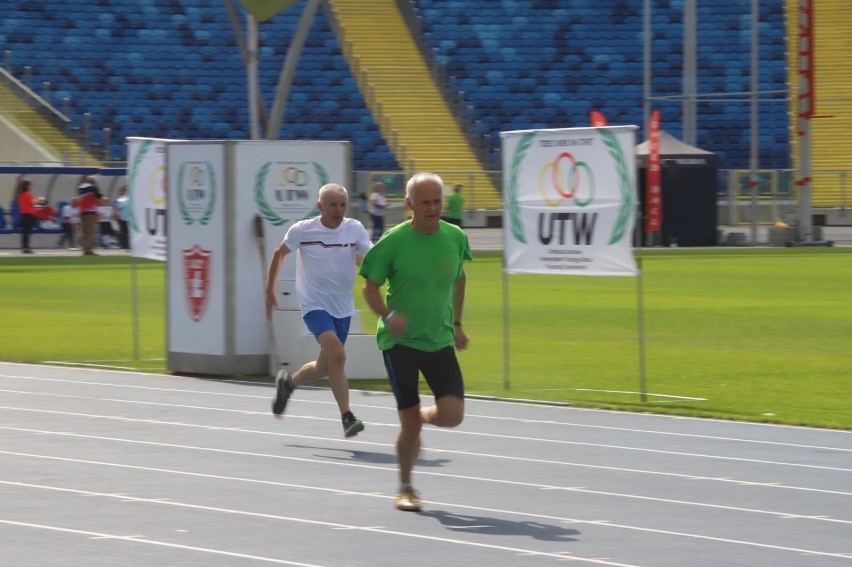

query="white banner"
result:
[233,140,350,354]
[501,126,638,276]
[166,143,227,355]
[127,137,175,261]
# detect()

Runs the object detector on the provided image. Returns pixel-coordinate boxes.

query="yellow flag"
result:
[238,0,300,22]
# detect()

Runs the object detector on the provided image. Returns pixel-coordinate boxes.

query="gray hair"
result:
[318,183,348,201]
[405,172,444,200]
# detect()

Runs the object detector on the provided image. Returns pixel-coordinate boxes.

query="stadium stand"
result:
[1,0,394,170]
[414,0,790,170]
[327,0,500,208]
[785,0,852,208]
[1,0,793,189]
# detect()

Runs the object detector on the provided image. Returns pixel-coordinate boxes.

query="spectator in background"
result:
[442,183,464,228]
[57,197,80,250]
[77,176,102,256]
[34,197,58,229]
[16,179,36,254]
[98,198,118,248]
[113,185,130,249]
[357,192,370,226]
[368,180,387,242]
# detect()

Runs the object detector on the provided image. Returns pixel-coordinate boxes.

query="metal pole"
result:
[749,0,760,244]
[501,232,511,391]
[131,254,140,360]
[682,0,697,145]
[633,210,648,403]
[102,127,111,161]
[643,0,651,140]
[266,0,323,140]
[82,112,91,165]
[247,15,260,139]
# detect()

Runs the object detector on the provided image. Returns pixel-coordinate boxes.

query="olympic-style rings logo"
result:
[279,166,308,187]
[538,151,595,208]
[148,164,166,206]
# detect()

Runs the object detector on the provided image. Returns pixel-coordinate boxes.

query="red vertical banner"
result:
[645,110,662,233]
[798,0,815,119]
[589,110,608,126]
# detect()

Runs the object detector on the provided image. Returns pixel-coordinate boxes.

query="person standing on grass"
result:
[57,198,80,250]
[265,183,373,438]
[114,185,131,250]
[368,180,387,242]
[77,176,103,256]
[442,183,464,228]
[360,172,472,512]
[16,179,36,254]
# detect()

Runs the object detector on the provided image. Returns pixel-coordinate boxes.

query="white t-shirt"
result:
[61,204,79,223]
[283,216,373,318]
[98,205,114,223]
[368,192,386,217]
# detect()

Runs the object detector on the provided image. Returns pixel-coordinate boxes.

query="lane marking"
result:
[0,485,638,567]
[2,402,851,473]
[3,374,852,453]
[4,432,852,526]
[0,519,328,566]
[2,480,850,562]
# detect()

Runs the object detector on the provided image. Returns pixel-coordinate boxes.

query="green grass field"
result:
[1,248,850,428]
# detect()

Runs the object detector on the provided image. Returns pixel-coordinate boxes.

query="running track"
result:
[1,361,851,566]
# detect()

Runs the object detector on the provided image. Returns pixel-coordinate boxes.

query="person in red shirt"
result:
[33,197,56,225]
[77,176,103,256]
[16,179,36,254]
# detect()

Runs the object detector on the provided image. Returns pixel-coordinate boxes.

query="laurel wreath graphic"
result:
[254,161,327,226]
[177,161,217,226]
[507,132,535,244]
[598,129,633,244]
[127,139,153,233]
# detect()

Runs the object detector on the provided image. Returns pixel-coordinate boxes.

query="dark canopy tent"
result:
[636,132,718,246]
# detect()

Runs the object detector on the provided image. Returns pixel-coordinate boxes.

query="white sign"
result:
[233,140,350,355]
[166,143,226,355]
[127,137,175,261]
[162,140,350,373]
[501,126,638,276]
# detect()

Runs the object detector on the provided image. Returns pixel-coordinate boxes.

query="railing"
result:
[0,65,106,164]
[718,168,851,225]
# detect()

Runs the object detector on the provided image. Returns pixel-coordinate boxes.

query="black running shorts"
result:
[382,344,464,411]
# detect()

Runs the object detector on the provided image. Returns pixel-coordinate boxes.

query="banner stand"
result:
[500,125,647,400]
[633,210,648,402]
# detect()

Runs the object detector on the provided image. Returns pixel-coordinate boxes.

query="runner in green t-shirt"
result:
[360,172,472,512]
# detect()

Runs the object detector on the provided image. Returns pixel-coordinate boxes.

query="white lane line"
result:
[0,519,328,566]
[3,479,851,562]
[3,414,852,501]
[4,430,852,526]
[4,420,852,512]
[3,374,852,453]
[0,485,639,567]
[2,401,851,474]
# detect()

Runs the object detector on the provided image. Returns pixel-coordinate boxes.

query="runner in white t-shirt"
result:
[265,183,373,437]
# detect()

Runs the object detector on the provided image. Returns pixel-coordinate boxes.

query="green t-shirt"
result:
[445,192,464,219]
[359,220,473,351]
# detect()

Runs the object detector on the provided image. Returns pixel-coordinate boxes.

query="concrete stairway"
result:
[0,80,99,165]
[325,0,501,209]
